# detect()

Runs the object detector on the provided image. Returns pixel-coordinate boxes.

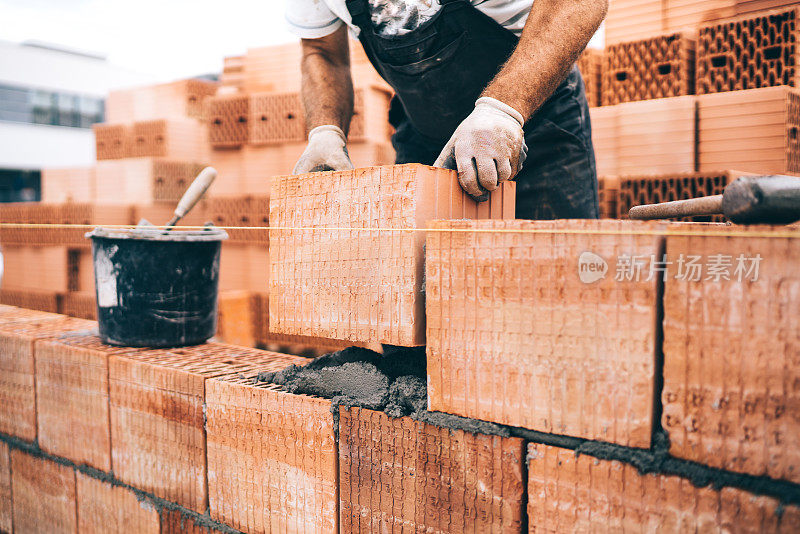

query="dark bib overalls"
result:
[345,0,599,219]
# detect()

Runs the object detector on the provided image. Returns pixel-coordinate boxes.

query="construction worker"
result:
[287,0,607,219]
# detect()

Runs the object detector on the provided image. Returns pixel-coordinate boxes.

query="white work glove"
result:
[293,125,355,174]
[434,96,528,201]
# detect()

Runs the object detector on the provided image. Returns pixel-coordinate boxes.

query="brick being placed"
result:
[35,333,142,471]
[662,224,800,484]
[698,86,800,175]
[0,442,10,533]
[41,166,95,203]
[616,170,755,221]
[93,123,131,160]
[105,78,218,122]
[76,471,160,533]
[697,6,800,94]
[270,164,515,346]
[129,118,208,161]
[11,449,77,534]
[602,32,695,106]
[206,94,249,148]
[526,443,800,532]
[249,291,351,354]
[108,344,303,512]
[206,195,269,243]
[426,219,665,447]
[0,315,95,441]
[95,158,206,205]
[593,96,697,176]
[339,406,525,533]
[576,48,602,108]
[206,367,336,533]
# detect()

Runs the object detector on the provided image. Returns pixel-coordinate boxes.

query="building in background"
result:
[0,39,154,202]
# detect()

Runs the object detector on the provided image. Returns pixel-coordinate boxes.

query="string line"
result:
[0,222,797,239]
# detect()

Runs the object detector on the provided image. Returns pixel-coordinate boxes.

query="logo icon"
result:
[578,251,608,284]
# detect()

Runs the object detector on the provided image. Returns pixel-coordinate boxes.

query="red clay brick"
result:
[527,442,800,532]
[0,442,10,533]
[0,316,95,441]
[76,471,159,533]
[35,334,140,471]
[206,368,336,533]
[10,449,76,534]
[592,96,697,177]
[426,219,665,447]
[603,32,695,106]
[108,344,304,512]
[105,79,218,123]
[160,508,220,534]
[698,86,800,175]
[697,7,800,95]
[269,164,515,346]
[663,224,800,483]
[339,406,525,532]
[577,48,603,108]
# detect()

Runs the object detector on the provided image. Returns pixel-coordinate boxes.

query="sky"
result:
[0,0,298,81]
[0,0,603,82]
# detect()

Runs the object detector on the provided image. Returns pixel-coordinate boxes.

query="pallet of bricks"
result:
[0,78,218,319]
[4,161,800,532]
[591,0,800,222]
[205,41,396,197]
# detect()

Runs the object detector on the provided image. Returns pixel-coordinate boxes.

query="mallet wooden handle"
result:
[628,195,723,220]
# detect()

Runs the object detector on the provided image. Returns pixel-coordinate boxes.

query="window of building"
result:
[0,83,104,129]
[0,168,41,203]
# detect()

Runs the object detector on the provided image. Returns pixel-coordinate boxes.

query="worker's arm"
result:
[294,25,356,174]
[435,0,608,199]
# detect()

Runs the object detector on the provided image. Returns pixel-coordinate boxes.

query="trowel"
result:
[136,167,217,230]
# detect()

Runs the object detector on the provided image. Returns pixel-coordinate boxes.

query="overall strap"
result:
[344,0,371,28]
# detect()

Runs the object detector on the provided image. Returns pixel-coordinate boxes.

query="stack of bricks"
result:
[577,48,603,107]
[269,164,515,346]
[594,2,800,217]
[602,32,695,105]
[206,48,396,198]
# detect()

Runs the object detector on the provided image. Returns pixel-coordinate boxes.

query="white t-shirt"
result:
[285,0,534,39]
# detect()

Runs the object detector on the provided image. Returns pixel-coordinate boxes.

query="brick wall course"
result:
[35,333,141,471]
[527,442,800,532]
[269,164,515,346]
[76,471,160,533]
[0,442,10,533]
[0,317,95,441]
[206,371,336,533]
[108,344,305,512]
[663,223,800,484]
[339,406,525,533]
[426,219,665,447]
[10,449,76,534]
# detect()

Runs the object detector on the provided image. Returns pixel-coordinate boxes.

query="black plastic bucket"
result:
[86,226,228,347]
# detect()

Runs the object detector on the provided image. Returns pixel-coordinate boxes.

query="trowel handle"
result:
[174,167,217,220]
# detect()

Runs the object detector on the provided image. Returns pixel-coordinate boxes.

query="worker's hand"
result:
[293,125,354,174]
[434,97,527,201]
